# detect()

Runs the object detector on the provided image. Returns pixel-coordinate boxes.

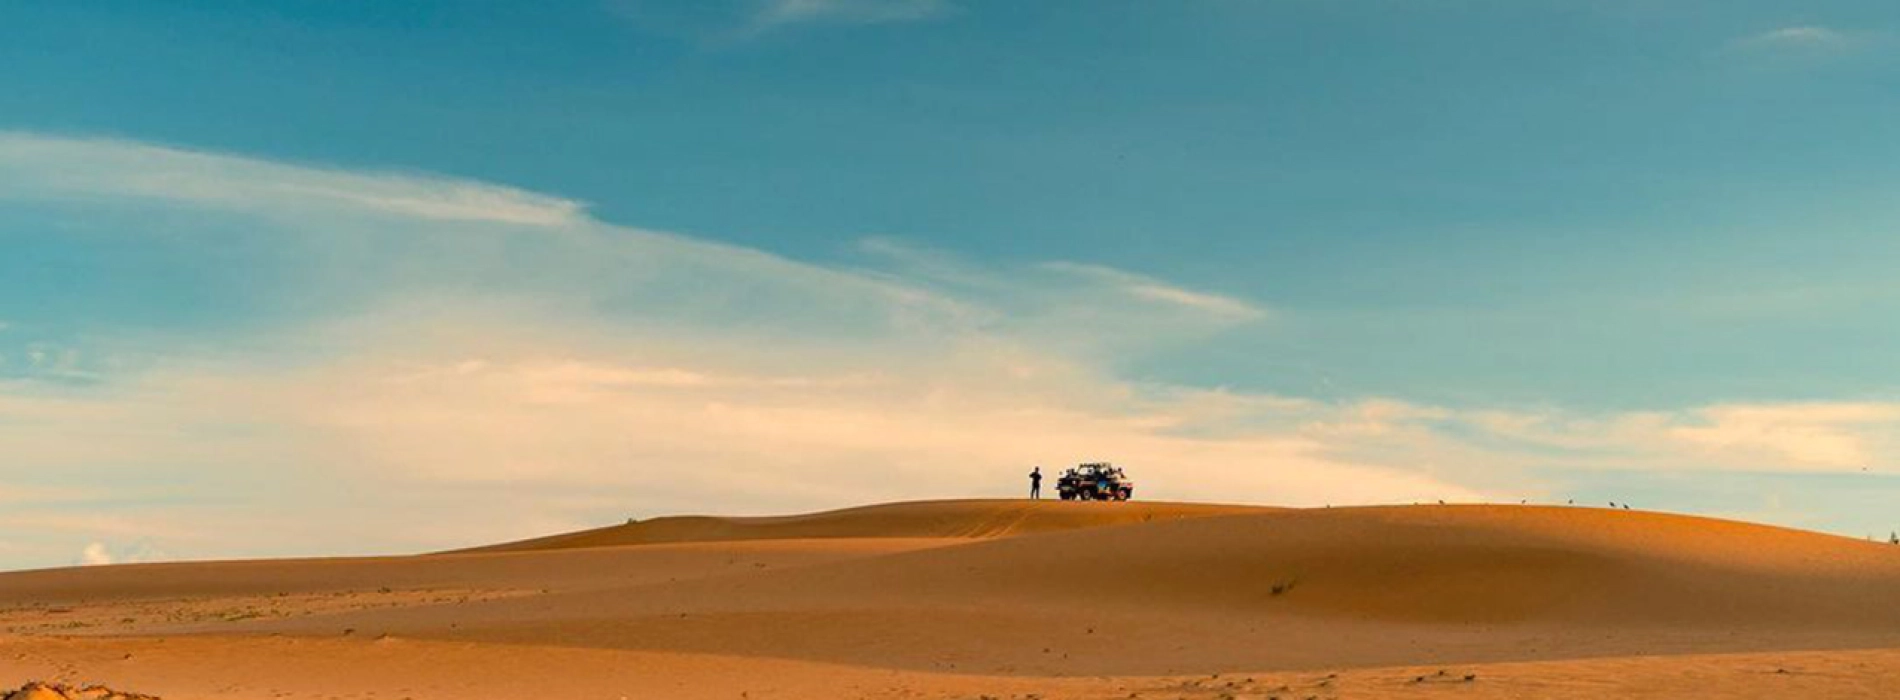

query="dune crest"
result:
[452,498,1273,553]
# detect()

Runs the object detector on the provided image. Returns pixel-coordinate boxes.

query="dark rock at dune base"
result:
[3,681,160,700]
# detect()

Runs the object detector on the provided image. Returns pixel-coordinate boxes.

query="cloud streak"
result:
[78,543,114,566]
[0,132,585,226]
[1733,26,1850,50]
[1723,25,1880,58]
[608,0,953,42]
[1669,402,1900,469]
[747,0,953,32]
[1039,261,1267,322]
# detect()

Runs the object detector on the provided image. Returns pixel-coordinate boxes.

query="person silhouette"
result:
[1029,467,1043,500]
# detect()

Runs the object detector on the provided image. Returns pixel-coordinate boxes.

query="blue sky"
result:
[3,1,1900,569]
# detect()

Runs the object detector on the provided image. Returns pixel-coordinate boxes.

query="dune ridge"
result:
[452,498,1273,553]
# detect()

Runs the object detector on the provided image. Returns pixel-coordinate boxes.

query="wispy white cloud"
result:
[78,542,113,566]
[1774,26,1845,43]
[1039,262,1268,322]
[608,0,952,41]
[747,0,952,32]
[0,132,585,226]
[856,238,1269,340]
[1725,25,1874,55]
[75,540,167,567]
[1668,402,1900,469]
[1430,401,1900,474]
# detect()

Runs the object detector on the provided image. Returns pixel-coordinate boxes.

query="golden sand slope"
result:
[4,500,1900,698]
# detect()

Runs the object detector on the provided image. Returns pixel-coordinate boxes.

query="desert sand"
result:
[4,499,1900,699]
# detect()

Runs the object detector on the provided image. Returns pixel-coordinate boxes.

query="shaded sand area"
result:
[5,500,1900,698]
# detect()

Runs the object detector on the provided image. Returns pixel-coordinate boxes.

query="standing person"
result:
[1029,467,1043,500]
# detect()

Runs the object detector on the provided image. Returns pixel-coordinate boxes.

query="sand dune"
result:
[5,500,1900,698]
[230,501,1900,675]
